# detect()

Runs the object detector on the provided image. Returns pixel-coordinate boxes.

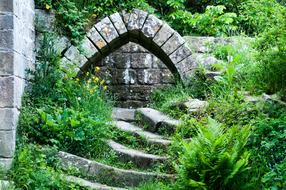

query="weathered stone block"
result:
[141,15,162,39]
[120,10,131,26]
[0,76,25,108]
[0,0,13,12]
[35,9,56,32]
[153,23,174,47]
[94,17,119,44]
[169,44,192,64]
[131,53,152,69]
[127,9,148,32]
[0,14,13,30]
[161,70,174,84]
[184,36,215,53]
[112,53,131,69]
[129,42,148,52]
[0,108,18,130]
[112,69,136,85]
[0,130,16,157]
[0,30,13,50]
[87,27,107,51]
[79,37,98,59]
[0,158,12,172]
[109,12,127,35]
[176,55,197,80]
[138,69,161,84]
[161,32,185,55]
[152,56,167,69]
[64,46,88,69]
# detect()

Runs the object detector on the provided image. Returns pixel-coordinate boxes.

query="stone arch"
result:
[60,9,197,81]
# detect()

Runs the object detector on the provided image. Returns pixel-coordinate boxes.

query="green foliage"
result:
[8,144,83,190]
[168,5,238,36]
[251,16,286,96]
[239,0,286,35]
[19,32,112,159]
[176,118,252,190]
[249,115,286,189]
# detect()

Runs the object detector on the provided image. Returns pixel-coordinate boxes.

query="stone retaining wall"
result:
[0,0,35,171]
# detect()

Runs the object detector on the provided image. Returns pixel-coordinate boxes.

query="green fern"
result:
[176,118,252,190]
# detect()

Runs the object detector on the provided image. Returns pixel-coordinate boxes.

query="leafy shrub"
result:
[176,118,252,189]
[239,0,286,34]
[251,16,286,96]
[8,144,82,190]
[249,116,286,189]
[168,5,238,36]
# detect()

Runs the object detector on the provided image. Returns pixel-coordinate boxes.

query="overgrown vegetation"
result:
[1,0,285,189]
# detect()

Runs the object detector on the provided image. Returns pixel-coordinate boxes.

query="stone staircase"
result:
[58,107,182,189]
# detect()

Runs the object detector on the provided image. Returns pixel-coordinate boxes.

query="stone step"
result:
[107,140,168,169]
[174,98,209,114]
[136,108,181,133]
[112,108,136,122]
[58,151,174,188]
[63,175,126,190]
[114,121,171,147]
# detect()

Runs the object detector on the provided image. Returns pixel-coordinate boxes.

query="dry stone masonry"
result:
[0,0,35,171]
[98,42,175,108]
[60,9,196,82]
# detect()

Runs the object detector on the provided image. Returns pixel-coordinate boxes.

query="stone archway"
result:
[60,9,197,82]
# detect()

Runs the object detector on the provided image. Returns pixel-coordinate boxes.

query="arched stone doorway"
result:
[58,9,197,107]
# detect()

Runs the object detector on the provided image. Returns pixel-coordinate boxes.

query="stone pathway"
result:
[58,107,182,189]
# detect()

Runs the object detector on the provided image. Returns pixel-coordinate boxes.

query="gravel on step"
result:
[63,175,127,190]
[58,151,175,187]
[107,140,168,168]
[136,108,181,133]
[114,121,171,146]
[112,108,136,121]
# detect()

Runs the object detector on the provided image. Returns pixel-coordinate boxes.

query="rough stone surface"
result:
[161,32,185,55]
[109,12,127,36]
[79,37,98,59]
[136,108,181,133]
[112,108,136,121]
[127,9,148,32]
[0,108,19,130]
[87,27,108,50]
[169,44,192,64]
[63,175,127,190]
[95,17,119,44]
[0,130,16,157]
[64,46,88,68]
[114,121,171,147]
[0,0,35,170]
[177,99,209,113]
[107,140,167,168]
[153,23,174,47]
[141,15,162,38]
[97,42,174,108]
[58,151,174,187]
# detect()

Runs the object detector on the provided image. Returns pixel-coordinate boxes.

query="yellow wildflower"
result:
[103,86,108,91]
[45,4,51,10]
[95,67,100,72]
[94,77,100,83]
[100,79,105,85]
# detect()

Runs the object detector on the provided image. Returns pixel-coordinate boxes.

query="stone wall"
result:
[98,42,175,108]
[0,0,35,171]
